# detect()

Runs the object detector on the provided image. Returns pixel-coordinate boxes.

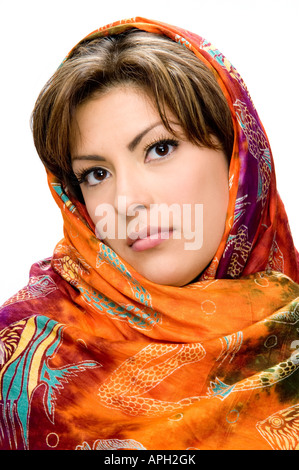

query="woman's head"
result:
[29,18,299,285]
[32,27,234,285]
[32,29,234,201]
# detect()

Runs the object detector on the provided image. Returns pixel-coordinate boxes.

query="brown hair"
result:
[31,29,234,201]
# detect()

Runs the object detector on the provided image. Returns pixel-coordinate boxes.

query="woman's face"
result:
[71,86,229,286]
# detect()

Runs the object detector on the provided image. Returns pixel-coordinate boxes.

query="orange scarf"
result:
[0,17,299,450]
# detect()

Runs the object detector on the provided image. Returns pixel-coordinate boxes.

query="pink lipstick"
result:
[128,227,173,252]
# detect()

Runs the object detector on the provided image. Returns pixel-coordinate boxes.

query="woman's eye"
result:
[146,140,178,162]
[78,168,110,186]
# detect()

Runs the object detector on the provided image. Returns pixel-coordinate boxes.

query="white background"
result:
[0,0,298,305]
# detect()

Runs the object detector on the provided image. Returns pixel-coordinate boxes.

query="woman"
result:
[0,17,298,450]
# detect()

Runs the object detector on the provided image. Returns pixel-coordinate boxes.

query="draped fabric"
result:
[1,17,299,450]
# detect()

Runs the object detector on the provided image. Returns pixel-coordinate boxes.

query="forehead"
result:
[71,86,180,155]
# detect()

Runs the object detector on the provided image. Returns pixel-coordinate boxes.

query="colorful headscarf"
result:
[0,17,299,450]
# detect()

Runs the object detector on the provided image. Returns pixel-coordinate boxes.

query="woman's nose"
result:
[113,167,153,217]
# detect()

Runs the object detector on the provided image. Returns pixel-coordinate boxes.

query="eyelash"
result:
[144,137,179,160]
[74,137,179,186]
[74,166,108,186]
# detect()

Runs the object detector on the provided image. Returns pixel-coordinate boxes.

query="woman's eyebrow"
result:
[127,122,162,152]
[72,154,106,162]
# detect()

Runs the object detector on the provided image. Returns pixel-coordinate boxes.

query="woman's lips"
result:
[128,227,174,252]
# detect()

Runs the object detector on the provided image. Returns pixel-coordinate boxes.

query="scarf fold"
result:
[1,17,299,450]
